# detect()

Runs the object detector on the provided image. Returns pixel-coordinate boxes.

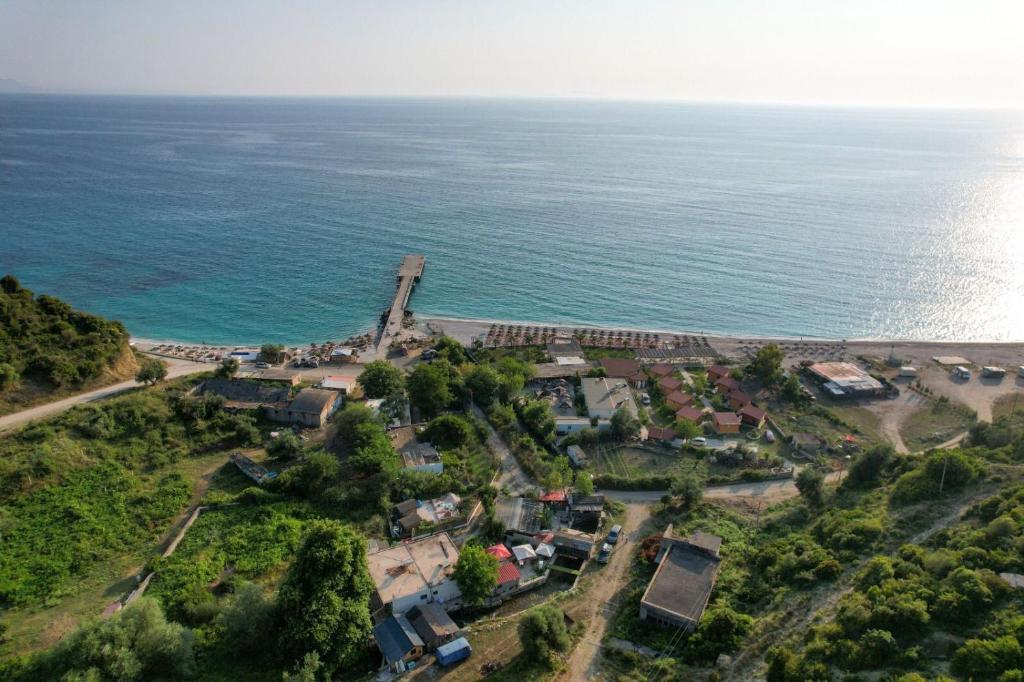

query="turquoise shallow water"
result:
[2,95,1023,344]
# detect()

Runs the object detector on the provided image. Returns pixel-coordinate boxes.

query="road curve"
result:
[0,357,211,433]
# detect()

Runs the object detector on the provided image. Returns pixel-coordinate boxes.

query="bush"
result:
[518,605,571,668]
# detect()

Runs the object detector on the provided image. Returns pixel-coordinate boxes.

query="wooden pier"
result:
[375,255,425,355]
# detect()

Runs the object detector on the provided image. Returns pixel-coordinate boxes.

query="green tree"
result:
[333,401,380,437]
[423,414,475,450]
[136,358,168,385]
[433,336,467,364]
[575,471,595,496]
[610,408,641,442]
[796,467,825,507]
[517,605,571,668]
[407,361,454,418]
[521,399,556,444]
[217,582,276,655]
[781,374,807,404]
[952,635,1023,680]
[845,445,893,489]
[277,520,374,676]
[464,364,501,407]
[671,474,703,509]
[267,431,304,460]
[215,357,239,378]
[39,598,195,681]
[357,360,405,399]
[380,390,408,423]
[750,344,785,385]
[0,274,21,294]
[349,422,399,475]
[0,363,20,391]
[259,343,285,364]
[674,418,703,442]
[453,544,498,606]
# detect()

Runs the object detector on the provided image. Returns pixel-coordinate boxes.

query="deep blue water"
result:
[2,95,1022,344]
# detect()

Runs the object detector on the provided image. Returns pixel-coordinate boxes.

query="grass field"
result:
[899,398,976,451]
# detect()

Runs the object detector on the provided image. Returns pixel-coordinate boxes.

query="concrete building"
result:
[807,362,885,399]
[265,388,342,428]
[552,528,598,560]
[581,377,639,421]
[555,416,594,435]
[406,603,460,650]
[639,525,722,631]
[367,533,463,616]
[320,375,354,394]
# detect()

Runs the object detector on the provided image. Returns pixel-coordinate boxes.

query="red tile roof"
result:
[658,376,683,392]
[707,364,730,380]
[496,561,521,585]
[486,544,513,561]
[728,390,752,407]
[715,376,741,392]
[539,491,567,503]
[665,391,693,407]
[647,426,677,441]
[600,358,642,378]
[649,363,674,377]
[740,403,767,421]
[713,412,742,427]
[675,405,705,423]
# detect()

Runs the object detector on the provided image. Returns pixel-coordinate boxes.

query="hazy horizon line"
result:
[3,87,1022,113]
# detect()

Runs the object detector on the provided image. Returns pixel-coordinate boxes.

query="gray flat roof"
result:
[641,544,720,624]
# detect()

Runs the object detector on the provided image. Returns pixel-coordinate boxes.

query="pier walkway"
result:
[375,255,425,356]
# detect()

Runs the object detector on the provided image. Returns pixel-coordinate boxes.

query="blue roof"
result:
[436,636,472,658]
[373,615,424,663]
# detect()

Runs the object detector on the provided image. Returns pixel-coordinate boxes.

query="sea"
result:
[1,95,1022,345]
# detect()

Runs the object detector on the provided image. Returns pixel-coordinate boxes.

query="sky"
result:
[1,0,1023,108]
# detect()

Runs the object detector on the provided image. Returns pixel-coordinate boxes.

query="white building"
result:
[581,377,639,421]
[368,534,463,616]
[227,350,260,363]
[320,376,354,394]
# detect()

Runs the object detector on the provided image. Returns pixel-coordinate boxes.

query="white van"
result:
[952,366,971,380]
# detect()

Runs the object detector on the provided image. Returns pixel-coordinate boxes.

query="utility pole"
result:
[938,452,949,495]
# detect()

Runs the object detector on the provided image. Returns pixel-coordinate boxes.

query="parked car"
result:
[952,366,971,380]
[641,393,651,405]
[607,524,622,545]
[765,430,776,444]
[597,543,612,564]
[690,436,707,447]
[1019,366,1024,378]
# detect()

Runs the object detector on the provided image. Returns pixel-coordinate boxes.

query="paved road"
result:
[0,357,211,433]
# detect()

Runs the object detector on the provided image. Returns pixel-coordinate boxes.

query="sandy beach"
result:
[419,316,1024,367]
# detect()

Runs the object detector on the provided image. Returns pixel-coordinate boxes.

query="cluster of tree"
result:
[5,518,376,681]
[0,275,132,392]
[356,360,408,421]
[453,543,499,606]
[259,343,285,364]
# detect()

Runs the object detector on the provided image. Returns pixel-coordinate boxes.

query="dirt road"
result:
[0,356,210,433]
[471,403,534,494]
[560,503,650,682]
[601,471,843,507]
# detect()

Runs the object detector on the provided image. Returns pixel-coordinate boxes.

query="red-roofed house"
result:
[727,390,752,410]
[538,490,567,505]
[600,358,647,389]
[675,405,705,425]
[658,376,683,394]
[646,425,678,443]
[715,376,741,395]
[665,391,694,410]
[648,363,674,378]
[494,562,521,594]
[707,365,731,383]
[712,412,742,434]
[486,544,513,561]
[739,403,767,428]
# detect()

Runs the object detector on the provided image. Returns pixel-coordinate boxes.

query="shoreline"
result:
[132,314,1024,367]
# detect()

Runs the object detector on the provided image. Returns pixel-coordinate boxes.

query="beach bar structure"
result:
[376,255,425,355]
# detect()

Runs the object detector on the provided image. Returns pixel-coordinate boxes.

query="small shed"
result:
[436,636,473,667]
[566,445,587,468]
